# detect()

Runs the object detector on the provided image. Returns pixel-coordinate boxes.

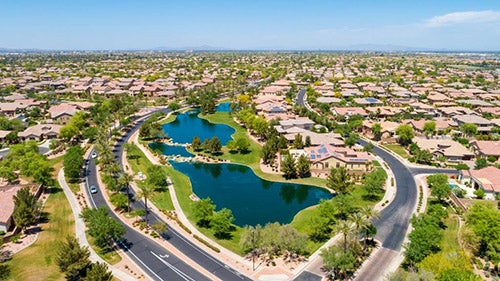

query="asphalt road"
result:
[296,89,306,106]
[85,109,251,281]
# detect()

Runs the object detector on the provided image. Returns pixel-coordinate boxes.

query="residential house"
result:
[18,124,62,141]
[413,137,474,162]
[453,114,495,134]
[47,104,79,124]
[460,166,500,199]
[304,144,372,174]
[469,140,500,162]
[0,184,42,232]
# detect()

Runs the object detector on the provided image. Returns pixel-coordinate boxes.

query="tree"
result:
[305,136,312,147]
[321,245,357,280]
[438,268,480,281]
[296,154,310,178]
[59,124,80,142]
[64,146,84,183]
[136,185,155,223]
[240,225,263,270]
[235,136,250,153]
[191,136,202,151]
[207,136,222,155]
[344,133,359,148]
[281,152,297,179]
[261,142,276,164]
[336,220,353,253]
[168,101,181,111]
[146,166,167,189]
[460,123,478,137]
[117,173,134,212]
[55,236,91,281]
[80,207,126,252]
[455,163,470,171]
[371,123,382,140]
[431,182,451,202]
[210,208,235,238]
[326,167,354,195]
[473,188,485,199]
[0,165,16,183]
[423,121,436,137]
[13,186,39,233]
[466,201,500,263]
[396,124,414,146]
[110,193,128,211]
[293,134,304,149]
[151,221,168,235]
[192,198,216,227]
[474,158,488,169]
[85,262,113,281]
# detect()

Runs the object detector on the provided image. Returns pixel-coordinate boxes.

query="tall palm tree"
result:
[118,172,134,212]
[359,206,380,249]
[335,220,353,253]
[137,185,155,224]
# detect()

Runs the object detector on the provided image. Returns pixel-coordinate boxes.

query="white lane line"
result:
[150,251,196,281]
[118,241,165,281]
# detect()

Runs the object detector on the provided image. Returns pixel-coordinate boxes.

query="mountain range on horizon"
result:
[0,44,498,53]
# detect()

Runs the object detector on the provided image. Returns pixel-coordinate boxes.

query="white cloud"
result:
[424,10,500,27]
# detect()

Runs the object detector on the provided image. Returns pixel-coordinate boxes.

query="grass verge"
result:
[382,144,409,159]
[86,234,121,265]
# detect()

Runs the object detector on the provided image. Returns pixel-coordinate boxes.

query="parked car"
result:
[90,185,98,194]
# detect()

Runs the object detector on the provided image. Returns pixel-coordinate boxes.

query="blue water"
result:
[157,104,332,226]
[216,102,231,112]
[161,109,235,145]
[171,161,332,226]
[148,142,192,157]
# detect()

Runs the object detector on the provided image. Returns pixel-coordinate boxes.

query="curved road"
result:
[85,109,251,281]
[293,93,458,281]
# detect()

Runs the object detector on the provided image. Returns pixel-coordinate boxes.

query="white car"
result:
[90,185,98,194]
[91,151,97,159]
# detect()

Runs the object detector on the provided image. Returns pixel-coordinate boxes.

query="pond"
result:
[148,142,192,158]
[161,109,235,145]
[155,104,332,226]
[170,161,332,226]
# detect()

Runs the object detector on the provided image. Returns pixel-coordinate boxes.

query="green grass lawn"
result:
[290,184,382,254]
[158,113,177,125]
[5,185,73,281]
[125,145,174,211]
[382,144,410,159]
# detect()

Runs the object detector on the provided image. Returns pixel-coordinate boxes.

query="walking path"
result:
[58,168,140,281]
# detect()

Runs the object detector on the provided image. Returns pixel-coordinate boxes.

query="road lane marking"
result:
[150,251,195,281]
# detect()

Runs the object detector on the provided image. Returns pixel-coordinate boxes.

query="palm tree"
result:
[118,173,134,212]
[360,206,380,221]
[359,206,380,249]
[137,185,155,224]
[335,220,353,253]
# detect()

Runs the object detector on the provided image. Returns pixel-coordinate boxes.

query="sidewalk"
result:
[58,168,140,281]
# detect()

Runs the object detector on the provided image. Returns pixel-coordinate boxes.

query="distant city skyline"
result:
[1,0,500,51]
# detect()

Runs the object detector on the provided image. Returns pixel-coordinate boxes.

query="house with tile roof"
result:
[303,144,372,174]
[460,166,500,199]
[470,140,500,162]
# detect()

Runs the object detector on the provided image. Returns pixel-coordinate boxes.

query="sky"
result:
[1,0,499,51]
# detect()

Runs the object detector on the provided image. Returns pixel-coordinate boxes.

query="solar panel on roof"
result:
[318,147,328,154]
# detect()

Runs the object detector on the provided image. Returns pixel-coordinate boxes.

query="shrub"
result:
[193,235,220,253]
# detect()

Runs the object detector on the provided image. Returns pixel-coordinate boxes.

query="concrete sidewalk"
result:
[58,168,138,281]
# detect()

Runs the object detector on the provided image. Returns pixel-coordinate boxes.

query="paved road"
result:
[85,108,251,281]
[293,92,459,280]
[296,89,306,106]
